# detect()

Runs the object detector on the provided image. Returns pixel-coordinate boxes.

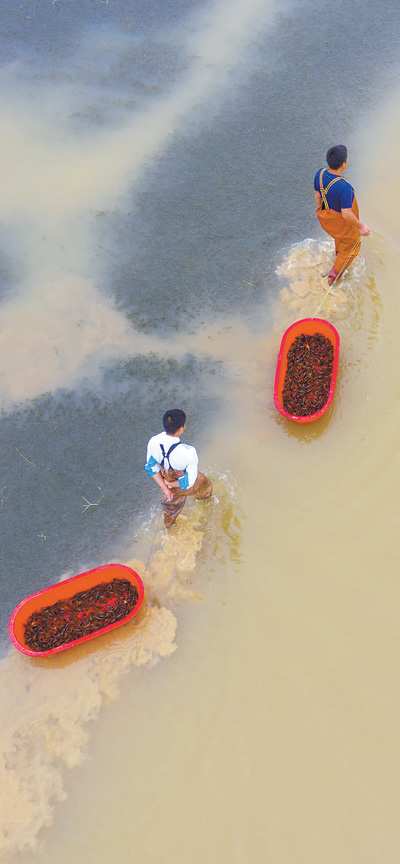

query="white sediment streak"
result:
[0,483,224,854]
[0,0,288,408]
[0,0,284,218]
[0,602,177,854]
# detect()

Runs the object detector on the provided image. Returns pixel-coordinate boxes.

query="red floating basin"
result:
[9,563,144,657]
[274,317,340,424]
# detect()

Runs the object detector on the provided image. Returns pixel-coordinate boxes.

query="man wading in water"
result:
[314,144,370,285]
[144,408,212,528]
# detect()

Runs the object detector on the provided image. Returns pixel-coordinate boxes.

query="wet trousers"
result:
[160,467,213,528]
[316,196,361,279]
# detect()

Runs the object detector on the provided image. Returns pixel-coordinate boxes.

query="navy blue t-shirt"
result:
[314,169,354,212]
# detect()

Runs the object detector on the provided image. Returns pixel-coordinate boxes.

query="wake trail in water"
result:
[0,602,176,855]
[0,467,239,856]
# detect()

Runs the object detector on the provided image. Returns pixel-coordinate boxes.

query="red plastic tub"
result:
[274,317,340,424]
[9,563,144,657]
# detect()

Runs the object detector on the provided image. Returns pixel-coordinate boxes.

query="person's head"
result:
[163,408,186,435]
[326,144,347,170]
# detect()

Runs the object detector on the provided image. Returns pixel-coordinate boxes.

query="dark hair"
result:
[163,408,186,434]
[326,144,347,170]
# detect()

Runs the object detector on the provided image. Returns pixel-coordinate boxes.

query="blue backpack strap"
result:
[160,441,180,469]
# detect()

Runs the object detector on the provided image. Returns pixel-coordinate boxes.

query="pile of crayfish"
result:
[24,578,139,652]
[282,332,334,417]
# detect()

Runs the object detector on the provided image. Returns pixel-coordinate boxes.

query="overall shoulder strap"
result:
[319,170,329,209]
[160,441,180,468]
[319,170,342,210]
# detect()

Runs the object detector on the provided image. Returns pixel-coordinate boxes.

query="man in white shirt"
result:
[144,408,212,528]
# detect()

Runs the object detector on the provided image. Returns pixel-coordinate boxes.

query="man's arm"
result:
[341,208,370,236]
[152,471,173,501]
[164,447,199,491]
[314,190,321,207]
[144,445,174,500]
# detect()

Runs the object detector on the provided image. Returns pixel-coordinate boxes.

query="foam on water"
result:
[2,6,400,864]
[276,237,368,321]
[0,604,176,854]
[0,466,238,855]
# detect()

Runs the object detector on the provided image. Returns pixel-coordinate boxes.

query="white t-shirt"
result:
[144,431,199,490]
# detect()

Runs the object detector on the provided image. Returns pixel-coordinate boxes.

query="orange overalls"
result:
[316,170,361,280]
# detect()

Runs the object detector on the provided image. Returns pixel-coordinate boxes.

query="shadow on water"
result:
[272,402,337,443]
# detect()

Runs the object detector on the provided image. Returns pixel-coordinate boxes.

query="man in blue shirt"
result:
[314,144,370,285]
[145,408,212,528]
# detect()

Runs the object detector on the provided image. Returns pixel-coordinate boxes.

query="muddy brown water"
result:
[1,3,400,862]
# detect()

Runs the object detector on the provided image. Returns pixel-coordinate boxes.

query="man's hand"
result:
[341,208,370,235]
[153,472,174,500]
[164,479,180,490]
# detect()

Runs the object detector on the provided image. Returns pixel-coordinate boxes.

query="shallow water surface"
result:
[1,0,400,861]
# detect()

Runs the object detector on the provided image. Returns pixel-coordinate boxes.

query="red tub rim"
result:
[9,563,145,657]
[273,317,340,424]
